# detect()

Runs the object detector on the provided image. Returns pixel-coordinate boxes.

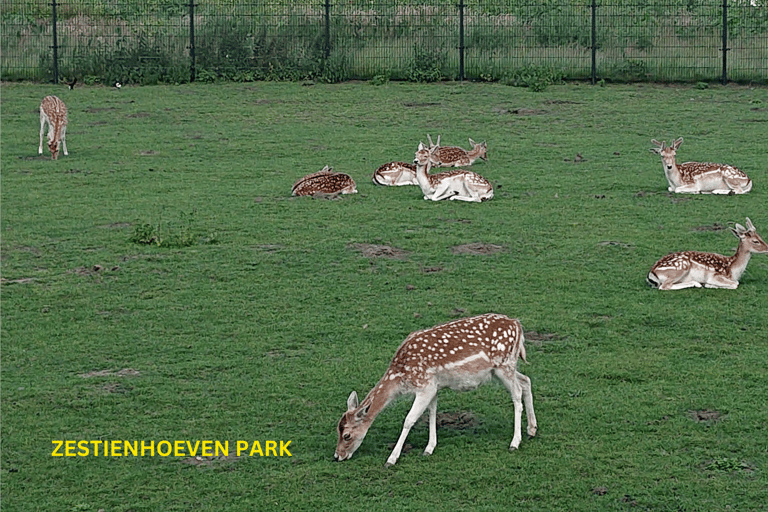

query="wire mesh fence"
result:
[2,0,767,85]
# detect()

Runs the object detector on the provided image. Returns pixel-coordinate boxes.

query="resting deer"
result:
[650,138,752,194]
[413,142,493,202]
[334,314,537,467]
[427,134,487,167]
[372,161,418,186]
[291,166,357,196]
[647,218,768,290]
[39,95,68,160]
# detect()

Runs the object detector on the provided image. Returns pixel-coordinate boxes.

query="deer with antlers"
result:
[291,166,357,196]
[650,138,752,194]
[427,134,488,167]
[647,218,768,290]
[372,161,419,186]
[334,313,537,467]
[413,142,493,202]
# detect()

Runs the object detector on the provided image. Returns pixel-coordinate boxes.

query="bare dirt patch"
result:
[597,240,634,249]
[139,150,158,156]
[402,102,441,108]
[418,411,480,430]
[451,243,504,255]
[127,112,150,118]
[691,223,727,232]
[1,277,37,285]
[71,264,120,276]
[79,368,140,378]
[349,243,409,259]
[690,409,721,422]
[525,331,565,343]
[421,265,443,274]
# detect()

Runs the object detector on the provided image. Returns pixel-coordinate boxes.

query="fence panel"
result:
[1,0,767,84]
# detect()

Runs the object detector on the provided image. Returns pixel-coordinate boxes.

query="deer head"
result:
[334,391,372,461]
[469,138,488,161]
[732,218,768,254]
[48,139,60,160]
[650,137,683,171]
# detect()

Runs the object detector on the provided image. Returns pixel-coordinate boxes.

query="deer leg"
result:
[60,124,68,156]
[423,395,438,456]
[517,372,537,438]
[703,275,739,289]
[39,115,47,154]
[493,367,524,451]
[430,181,459,201]
[659,279,702,290]
[386,389,436,467]
[673,184,701,194]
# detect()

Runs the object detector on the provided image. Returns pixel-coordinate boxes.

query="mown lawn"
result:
[2,80,767,511]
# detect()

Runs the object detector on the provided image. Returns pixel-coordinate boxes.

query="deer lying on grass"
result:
[427,134,488,167]
[650,138,752,194]
[334,313,537,467]
[39,95,68,160]
[647,218,768,290]
[372,161,419,186]
[291,166,357,196]
[413,142,493,202]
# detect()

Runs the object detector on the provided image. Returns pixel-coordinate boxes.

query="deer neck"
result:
[357,373,406,427]
[664,158,683,186]
[728,240,753,281]
[414,160,436,195]
[467,145,482,161]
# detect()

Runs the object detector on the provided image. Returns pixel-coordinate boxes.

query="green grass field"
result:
[2,80,768,511]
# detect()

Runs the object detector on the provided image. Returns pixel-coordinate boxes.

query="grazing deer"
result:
[334,313,537,467]
[372,161,419,186]
[650,138,752,194]
[291,166,357,196]
[427,134,488,167]
[647,218,768,290]
[38,95,68,160]
[413,142,493,202]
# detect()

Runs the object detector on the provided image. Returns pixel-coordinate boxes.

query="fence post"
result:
[51,0,59,84]
[189,0,196,82]
[591,0,597,84]
[458,0,465,81]
[721,0,728,85]
[324,0,331,61]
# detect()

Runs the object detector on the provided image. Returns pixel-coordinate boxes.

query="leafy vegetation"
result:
[2,80,768,511]
[2,0,767,84]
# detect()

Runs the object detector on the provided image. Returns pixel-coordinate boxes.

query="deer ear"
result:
[469,137,476,146]
[355,404,371,421]
[347,391,359,411]
[731,223,747,238]
[649,148,660,154]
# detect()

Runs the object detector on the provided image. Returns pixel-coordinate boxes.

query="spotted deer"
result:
[38,95,68,160]
[647,218,768,290]
[413,142,493,202]
[650,138,752,194]
[334,313,537,467]
[372,161,418,186]
[427,134,488,167]
[291,166,357,196]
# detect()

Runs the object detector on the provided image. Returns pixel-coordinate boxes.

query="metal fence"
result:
[2,0,767,85]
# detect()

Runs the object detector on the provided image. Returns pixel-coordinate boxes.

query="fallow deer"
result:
[647,218,768,290]
[372,161,418,186]
[334,313,537,467]
[39,95,68,160]
[291,166,357,196]
[413,142,493,202]
[427,134,488,167]
[650,138,752,194]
